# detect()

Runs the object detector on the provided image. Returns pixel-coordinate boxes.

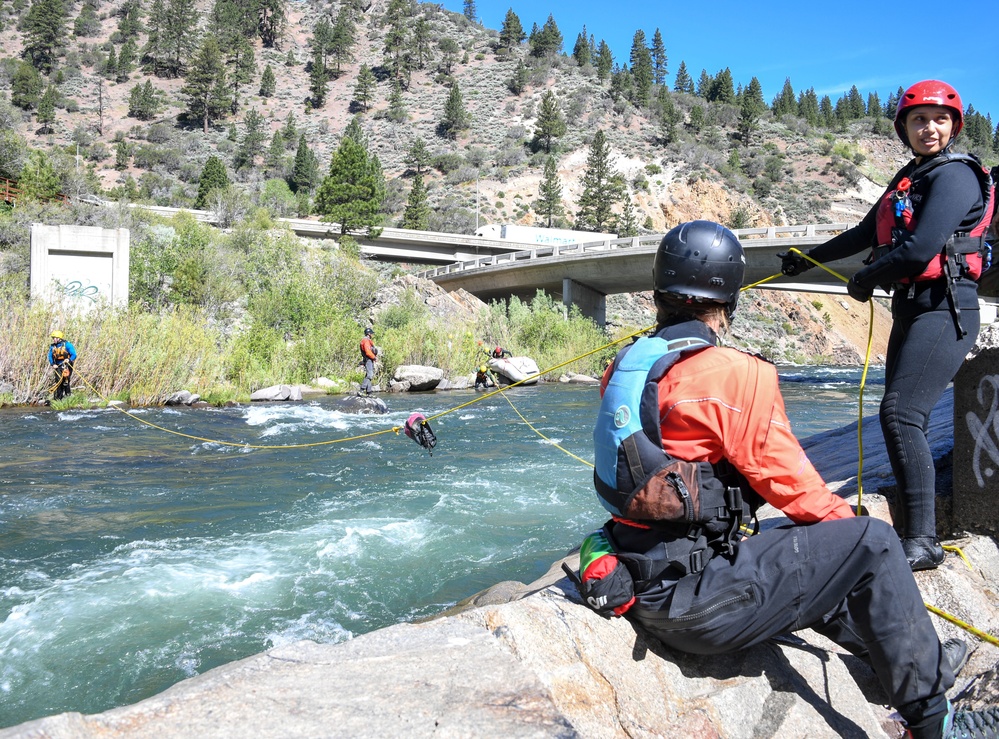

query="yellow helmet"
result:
[51,330,64,340]
[479,365,487,372]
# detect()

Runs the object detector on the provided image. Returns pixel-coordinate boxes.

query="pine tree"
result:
[265,130,285,176]
[104,46,118,79]
[508,59,528,95]
[404,136,431,175]
[256,0,286,48]
[819,95,835,127]
[182,36,230,133]
[401,171,430,230]
[530,14,562,58]
[798,87,820,125]
[533,89,567,153]
[128,80,158,120]
[440,82,469,139]
[227,36,256,114]
[438,37,459,76]
[387,79,407,123]
[11,61,43,110]
[575,129,623,232]
[74,2,100,37]
[738,84,765,147]
[629,30,653,108]
[18,150,61,201]
[673,61,693,94]
[650,28,667,86]
[292,134,319,193]
[382,0,411,84]
[235,108,266,169]
[499,8,525,50]
[314,133,386,237]
[353,63,376,112]
[413,18,432,69]
[535,155,563,227]
[328,8,356,78]
[695,69,712,98]
[143,0,200,77]
[308,51,328,107]
[281,111,298,147]
[22,0,68,73]
[616,203,639,237]
[657,88,681,146]
[117,38,137,81]
[594,40,613,82]
[708,68,735,103]
[462,0,476,22]
[114,139,130,170]
[572,26,590,67]
[194,155,230,208]
[260,64,276,97]
[35,84,57,132]
[772,77,796,117]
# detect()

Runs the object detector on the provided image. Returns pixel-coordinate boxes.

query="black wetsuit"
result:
[808,156,986,541]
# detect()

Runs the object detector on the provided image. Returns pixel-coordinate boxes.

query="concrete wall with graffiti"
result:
[954,348,999,534]
[29,224,129,309]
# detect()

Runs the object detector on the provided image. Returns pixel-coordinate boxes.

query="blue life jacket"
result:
[593,334,710,517]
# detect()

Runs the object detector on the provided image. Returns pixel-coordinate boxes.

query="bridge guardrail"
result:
[416,225,855,280]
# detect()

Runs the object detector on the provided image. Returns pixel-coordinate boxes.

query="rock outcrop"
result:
[390,365,444,392]
[249,384,304,402]
[5,390,998,739]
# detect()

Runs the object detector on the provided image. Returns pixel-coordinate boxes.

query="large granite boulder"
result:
[249,385,303,402]
[332,395,388,414]
[391,365,444,392]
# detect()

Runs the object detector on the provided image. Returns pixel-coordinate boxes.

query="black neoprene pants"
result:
[881,280,979,539]
[623,516,952,727]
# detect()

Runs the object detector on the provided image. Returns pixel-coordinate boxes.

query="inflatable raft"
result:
[487,356,540,386]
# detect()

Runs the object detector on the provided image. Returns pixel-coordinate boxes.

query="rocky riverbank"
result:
[5,389,997,739]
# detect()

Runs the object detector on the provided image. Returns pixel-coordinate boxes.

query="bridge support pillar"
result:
[562,278,606,325]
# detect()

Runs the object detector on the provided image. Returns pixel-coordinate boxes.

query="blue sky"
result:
[443,0,998,129]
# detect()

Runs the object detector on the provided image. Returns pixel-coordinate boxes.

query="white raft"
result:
[486,356,540,386]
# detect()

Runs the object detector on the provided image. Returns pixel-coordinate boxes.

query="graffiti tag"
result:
[55,280,100,303]
[966,374,999,488]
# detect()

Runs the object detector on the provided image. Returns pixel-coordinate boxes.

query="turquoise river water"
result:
[0,367,883,728]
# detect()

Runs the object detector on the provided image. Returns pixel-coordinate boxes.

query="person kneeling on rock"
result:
[580,221,999,739]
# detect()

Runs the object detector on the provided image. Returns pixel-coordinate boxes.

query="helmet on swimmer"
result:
[479,365,487,372]
[364,327,374,336]
[51,330,64,341]
[653,220,746,318]
[894,80,964,148]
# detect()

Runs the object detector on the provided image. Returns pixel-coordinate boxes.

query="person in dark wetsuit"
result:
[600,220,995,739]
[779,80,995,572]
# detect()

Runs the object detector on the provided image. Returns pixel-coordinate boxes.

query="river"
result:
[0,366,883,728]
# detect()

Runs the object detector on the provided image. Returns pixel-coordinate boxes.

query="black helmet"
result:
[364,327,374,336]
[653,220,745,317]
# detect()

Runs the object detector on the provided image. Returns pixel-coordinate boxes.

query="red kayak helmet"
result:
[894,80,964,147]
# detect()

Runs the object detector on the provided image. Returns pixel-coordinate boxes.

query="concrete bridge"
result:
[416,224,881,324]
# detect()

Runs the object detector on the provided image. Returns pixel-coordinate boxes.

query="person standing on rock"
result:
[48,330,77,400]
[590,220,996,739]
[779,80,995,571]
[359,327,378,396]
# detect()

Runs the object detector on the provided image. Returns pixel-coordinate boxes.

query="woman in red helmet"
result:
[779,80,995,571]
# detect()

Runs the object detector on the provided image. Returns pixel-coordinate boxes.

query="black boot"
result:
[943,638,969,677]
[902,537,945,571]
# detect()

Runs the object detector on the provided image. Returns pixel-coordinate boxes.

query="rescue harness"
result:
[869,152,995,337]
[588,323,761,617]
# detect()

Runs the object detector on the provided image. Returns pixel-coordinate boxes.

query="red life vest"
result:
[873,153,995,283]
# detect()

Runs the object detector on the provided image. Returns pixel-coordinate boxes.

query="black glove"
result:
[846,277,874,303]
[777,250,814,277]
